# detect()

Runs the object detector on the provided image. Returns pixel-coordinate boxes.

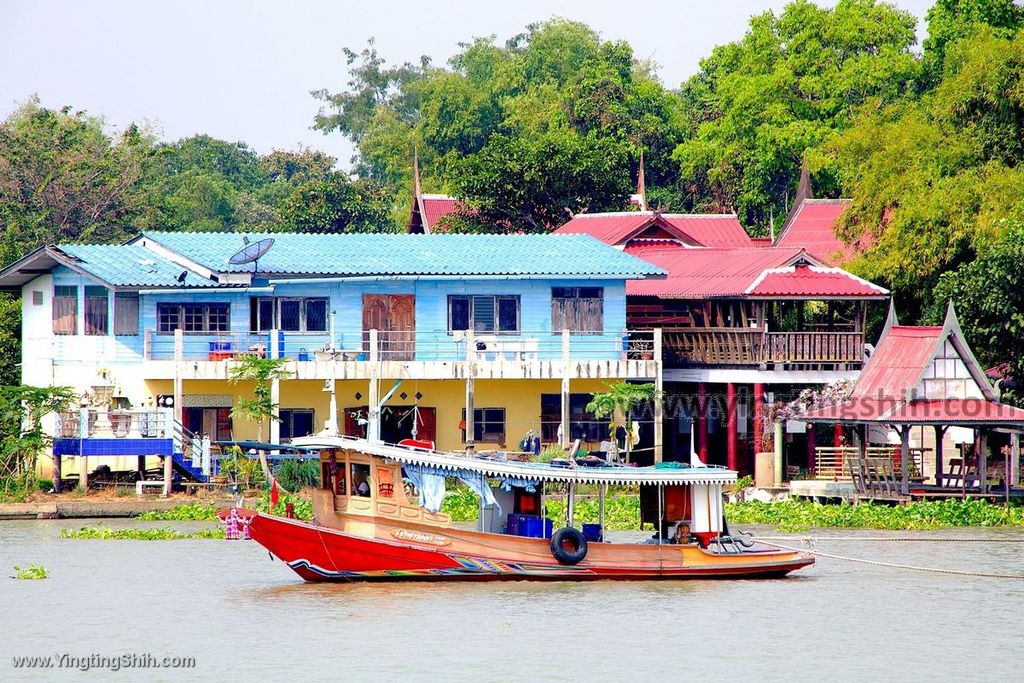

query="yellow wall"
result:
[158,377,617,451]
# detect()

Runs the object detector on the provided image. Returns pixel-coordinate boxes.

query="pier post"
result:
[726,383,738,472]
[1011,432,1021,487]
[933,425,947,485]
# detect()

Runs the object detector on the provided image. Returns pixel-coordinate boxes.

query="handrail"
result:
[662,328,865,366]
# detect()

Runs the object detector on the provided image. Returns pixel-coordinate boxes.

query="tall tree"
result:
[672,0,920,233]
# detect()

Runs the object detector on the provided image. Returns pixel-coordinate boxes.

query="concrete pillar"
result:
[653,328,663,464]
[933,425,946,486]
[1012,432,1021,487]
[269,329,281,445]
[834,423,844,447]
[80,455,89,492]
[560,329,570,453]
[899,425,910,495]
[697,383,709,462]
[464,328,475,452]
[368,328,380,443]
[726,383,738,472]
[807,424,816,475]
[773,420,784,487]
[173,329,184,426]
[978,430,988,493]
[752,382,765,454]
[136,456,145,482]
[52,453,62,493]
[162,453,172,498]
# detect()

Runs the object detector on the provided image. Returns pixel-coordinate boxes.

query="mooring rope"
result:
[754,536,1024,543]
[751,537,1024,580]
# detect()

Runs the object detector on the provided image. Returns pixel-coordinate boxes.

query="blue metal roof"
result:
[55,244,222,288]
[137,232,665,279]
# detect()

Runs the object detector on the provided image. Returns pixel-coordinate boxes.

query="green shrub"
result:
[14,564,49,579]
[61,526,225,540]
[273,459,320,491]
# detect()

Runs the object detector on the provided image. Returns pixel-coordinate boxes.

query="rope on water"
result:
[752,537,1024,580]
[754,536,1024,543]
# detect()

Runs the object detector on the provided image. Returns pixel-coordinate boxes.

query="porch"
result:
[661,328,865,367]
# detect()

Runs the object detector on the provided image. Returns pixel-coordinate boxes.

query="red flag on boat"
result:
[271,479,279,506]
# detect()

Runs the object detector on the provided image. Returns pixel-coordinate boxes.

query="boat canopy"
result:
[290,436,737,487]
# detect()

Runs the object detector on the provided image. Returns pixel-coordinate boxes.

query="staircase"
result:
[171,422,210,483]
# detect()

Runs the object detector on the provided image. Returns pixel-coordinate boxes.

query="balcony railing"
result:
[662,328,865,367]
[56,409,171,439]
[144,329,658,364]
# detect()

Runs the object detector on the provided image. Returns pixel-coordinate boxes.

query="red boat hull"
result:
[224,509,814,582]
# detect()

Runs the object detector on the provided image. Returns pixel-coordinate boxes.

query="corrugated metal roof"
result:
[139,232,665,278]
[555,211,752,248]
[54,244,221,288]
[775,199,870,265]
[850,326,943,399]
[623,244,809,297]
[421,195,464,232]
[745,265,888,299]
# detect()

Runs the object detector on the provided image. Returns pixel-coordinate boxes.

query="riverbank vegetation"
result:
[725,499,1024,531]
[61,526,225,540]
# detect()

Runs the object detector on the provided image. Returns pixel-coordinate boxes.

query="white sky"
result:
[1,0,934,169]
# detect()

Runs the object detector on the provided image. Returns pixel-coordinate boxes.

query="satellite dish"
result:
[228,237,274,272]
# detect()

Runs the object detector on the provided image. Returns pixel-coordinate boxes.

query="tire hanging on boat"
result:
[549,527,588,565]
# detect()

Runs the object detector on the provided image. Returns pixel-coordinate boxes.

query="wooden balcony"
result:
[661,328,865,367]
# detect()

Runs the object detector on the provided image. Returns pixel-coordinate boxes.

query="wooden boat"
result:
[222,437,813,582]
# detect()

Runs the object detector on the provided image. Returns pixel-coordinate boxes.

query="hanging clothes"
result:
[459,472,499,512]
[630,422,640,447]
[402,464,447,512]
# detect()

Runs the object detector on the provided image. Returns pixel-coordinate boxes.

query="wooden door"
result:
[362,294,415,360]
[415,407,436,442]
[344,406,368,439]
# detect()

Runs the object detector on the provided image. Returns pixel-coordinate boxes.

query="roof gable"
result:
[775,199,864,265]
[555,211,752,249]
[852,303,995,401]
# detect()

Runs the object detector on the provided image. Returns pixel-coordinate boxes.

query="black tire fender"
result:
[549,527,588,565]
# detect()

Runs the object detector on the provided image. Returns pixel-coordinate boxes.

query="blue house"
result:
[0,232,665,491]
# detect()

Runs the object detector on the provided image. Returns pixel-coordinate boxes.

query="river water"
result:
[2,519,1023,682]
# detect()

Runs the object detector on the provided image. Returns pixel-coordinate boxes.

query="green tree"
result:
[279,173,391,233]
[586,382,663,464]
[921,0,1023,84]
[0,385,76,499]
[228,356,293,481]
[930,219,1024,405]
[673,0,920,233]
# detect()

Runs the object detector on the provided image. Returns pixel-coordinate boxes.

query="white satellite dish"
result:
[228,237,274,272]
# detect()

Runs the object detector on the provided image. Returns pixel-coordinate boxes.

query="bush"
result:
[273,459,320,492]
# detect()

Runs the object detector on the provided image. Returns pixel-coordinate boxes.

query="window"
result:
[448,295,519,334]
[350,463,371,497]
[250,297,329,333]
[31,291,43,306]
[84,286,109,335]
[113,292,139,335]
[53,286,77,335]
[552,287,603,334]
[157,303,230,334]
[461,407,506,444]
[541,393,604,442]
[279,409,315,440]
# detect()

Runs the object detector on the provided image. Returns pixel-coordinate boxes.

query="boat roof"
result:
[291,436,737,486]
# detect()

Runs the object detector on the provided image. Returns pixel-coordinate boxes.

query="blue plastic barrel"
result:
[582,523,603,542]
[506,513,519,536]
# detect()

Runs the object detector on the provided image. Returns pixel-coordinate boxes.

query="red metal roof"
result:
[800,398,1024,425]
[851,326,943,399]
[623,244,810,298]
[775,199,869,265]
[421,195,465,232]
[746,265,888,299]
[555,212,752,248]
[661,215,752,248]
